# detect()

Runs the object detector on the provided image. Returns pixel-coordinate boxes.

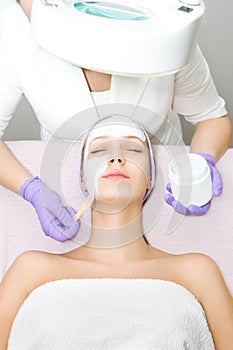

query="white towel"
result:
[8,278,215,350]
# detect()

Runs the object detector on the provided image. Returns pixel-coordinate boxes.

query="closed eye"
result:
[126,149,143,153]
[90,149,107,154]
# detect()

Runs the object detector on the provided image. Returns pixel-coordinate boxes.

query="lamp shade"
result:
[31,0,205,76]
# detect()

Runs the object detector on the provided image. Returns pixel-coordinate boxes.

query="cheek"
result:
[83,156,108,198]
[128,155,150,186]
[132,168,150,199]
[143,159,151,186]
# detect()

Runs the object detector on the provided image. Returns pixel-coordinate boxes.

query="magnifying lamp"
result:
[31,0,205,76]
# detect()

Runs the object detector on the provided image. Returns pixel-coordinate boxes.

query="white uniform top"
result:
[0,3,227,144]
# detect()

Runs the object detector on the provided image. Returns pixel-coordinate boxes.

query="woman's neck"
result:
[69,235,151,267]
[86,202,143,246]
[68,211,152,266]
[91,200,142,229]
[88,213,144,249]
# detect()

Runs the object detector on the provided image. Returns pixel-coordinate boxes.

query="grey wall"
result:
[2,0,233,145]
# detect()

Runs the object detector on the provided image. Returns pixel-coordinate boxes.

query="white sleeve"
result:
[172,45,227,125]
[0,40,23,138]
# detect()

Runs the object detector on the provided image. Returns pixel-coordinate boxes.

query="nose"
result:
[108,156,125,165]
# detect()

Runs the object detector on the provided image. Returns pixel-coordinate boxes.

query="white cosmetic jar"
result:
[168,153,212,207]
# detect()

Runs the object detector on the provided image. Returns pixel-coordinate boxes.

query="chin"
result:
[94,190,132,214]
[99,190,131,204]
[98,181,134,202]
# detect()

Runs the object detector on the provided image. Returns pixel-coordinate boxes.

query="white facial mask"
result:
[83,154,108,199]
[83,137,150,200]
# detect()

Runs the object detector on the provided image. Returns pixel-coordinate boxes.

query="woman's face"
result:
[83,135,151,205]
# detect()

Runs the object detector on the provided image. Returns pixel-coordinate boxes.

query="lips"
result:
[102,170,129,180]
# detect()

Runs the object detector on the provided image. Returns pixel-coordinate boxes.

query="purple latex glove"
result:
[20,176,80,241]
[164,153,223,216]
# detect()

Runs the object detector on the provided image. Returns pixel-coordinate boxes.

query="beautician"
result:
[0,0,231,241]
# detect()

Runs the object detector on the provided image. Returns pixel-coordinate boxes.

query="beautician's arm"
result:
[0,140,80,242]
[0,140,31,194]
[190,115,232,162]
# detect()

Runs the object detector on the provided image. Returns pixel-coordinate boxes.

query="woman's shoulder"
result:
[5,250,67,295]
[148,248,223,300]
[173,252,220,278]
[167,252,225,302]
[169,251,217,266]
[159,251,221,282]
[11,250,61,279]
[11,250,52,271]
[150,247,218,271]
[13,250,62,271]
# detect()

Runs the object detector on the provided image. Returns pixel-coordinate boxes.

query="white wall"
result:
[2,0,233,145]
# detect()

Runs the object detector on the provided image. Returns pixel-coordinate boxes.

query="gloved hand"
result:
[164,152,223,216]
[20,176,80,241]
